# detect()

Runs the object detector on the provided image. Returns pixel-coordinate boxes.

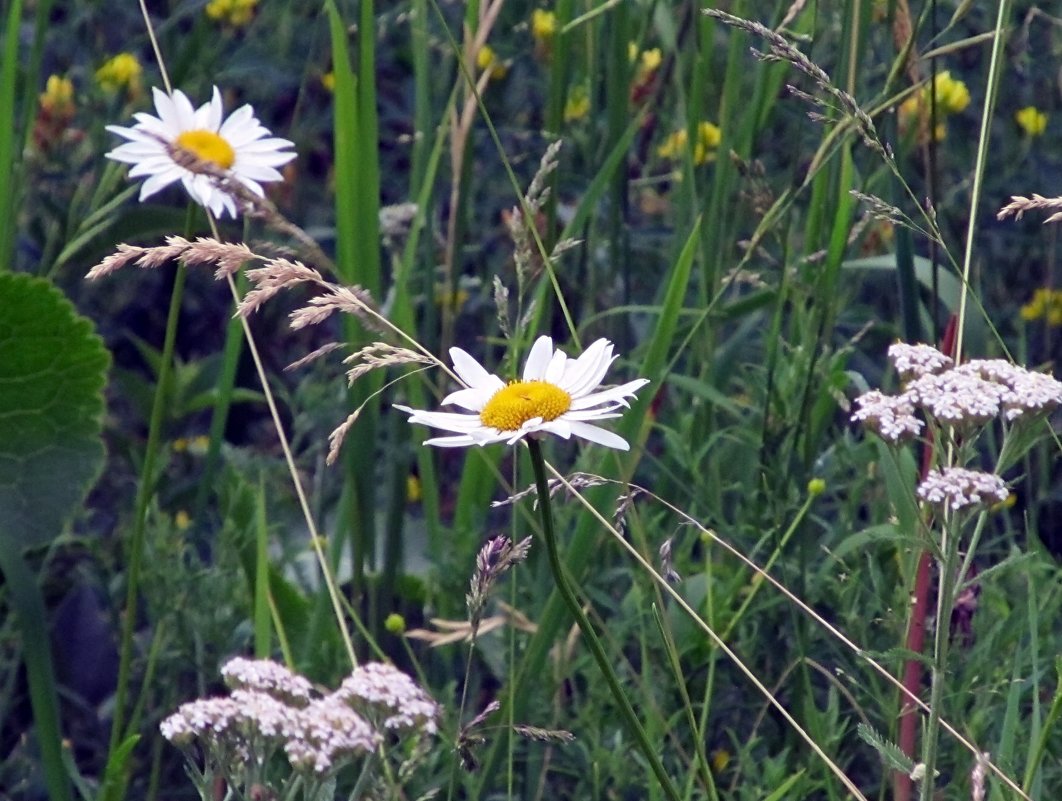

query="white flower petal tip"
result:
[106,85,295,219]
[396,338,649,450]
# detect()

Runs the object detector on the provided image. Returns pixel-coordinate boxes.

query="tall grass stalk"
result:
[544,463,872,800]
[526,440,682,801]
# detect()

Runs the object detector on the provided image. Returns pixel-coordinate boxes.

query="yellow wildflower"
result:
[406,474,422,503]
[807,478,827,497]
[39,75,74,116]
[658,121,721,166]
[532,9,557,41]
[694,121,721,163]
[205,0,259,27]
[175,510,191,530]
[1021,287,1062,325]
[933,71,970,114]
[96,53,142,95]
[657,129,688,160]
[899,71,970,142]
[1015,106,1047,137]
[640,48,662,73]
[476,45,508,80]
[564,84,590,122]
[710,749,731,774]
[321,71,335,93]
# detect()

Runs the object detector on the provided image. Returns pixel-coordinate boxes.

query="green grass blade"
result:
[0,0,24,270]
[0,546,72,801]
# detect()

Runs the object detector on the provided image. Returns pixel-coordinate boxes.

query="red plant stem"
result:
[892,315,957,801]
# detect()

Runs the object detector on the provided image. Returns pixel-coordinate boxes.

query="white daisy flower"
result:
[396,336,650,450]
[106,86,295,219]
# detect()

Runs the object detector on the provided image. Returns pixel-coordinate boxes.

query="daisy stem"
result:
[525,440,681,801]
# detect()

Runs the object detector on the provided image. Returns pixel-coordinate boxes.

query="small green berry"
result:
[384,613,406,634]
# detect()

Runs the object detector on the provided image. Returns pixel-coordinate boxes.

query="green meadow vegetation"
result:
[2,1,1062,799]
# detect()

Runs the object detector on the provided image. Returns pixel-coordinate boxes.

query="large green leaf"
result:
[0,273,109,546]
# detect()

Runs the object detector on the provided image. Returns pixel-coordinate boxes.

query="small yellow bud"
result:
[1015,106,1048,137]
[384,613,406,634]
[95,53,142,95]
[532,9,556,41]
[807,478,827,497]
[406,474,422,503]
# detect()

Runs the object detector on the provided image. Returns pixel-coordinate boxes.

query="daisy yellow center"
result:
[175,129,235,169]
[480,380,572,431]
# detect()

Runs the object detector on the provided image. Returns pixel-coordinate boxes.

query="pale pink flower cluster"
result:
[335,662,440,735]
[161,657,437,779]
[916,467,1008,512]
[851,390,923,443]
[221,656,314,706]
[887,342,954,381]
[854,343,1062,442]
[284,698,380,775]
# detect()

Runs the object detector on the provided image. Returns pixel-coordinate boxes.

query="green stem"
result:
[919,512,959,801]
[109,255,187,758]
[526,440,681,801]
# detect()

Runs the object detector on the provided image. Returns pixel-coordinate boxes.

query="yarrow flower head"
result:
[335,663,440,735]
[851,390,923,443]
[395,336,650,450]
[888,342,953,382]
[284,698,379,776]
[854,342,1062,439]
[106,86,295,218]
[917,467,1008,513]
[221,656,314,707]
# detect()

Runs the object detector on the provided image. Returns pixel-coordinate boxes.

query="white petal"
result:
[570,379,650,410]
[543,349,568,384]
[137,166,184,200]
[169,89,197,131]
[562,338,615,397]
[396,406,485,433]
[423,434,477,447]
[449,347,495,388]
[440,385,494,411]
[567,421,630,450]
[205,86,225,130]
[537,419,573,439]
[151,87,179,131]
[233,163,284,182]
[522,336,554,380]
[559,408,623,421]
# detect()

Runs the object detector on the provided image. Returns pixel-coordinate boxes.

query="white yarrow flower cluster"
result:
[396,336,649,451]
[917,468,1009,512]
[161,657,438,784]
[888,342,954,381]
[106,86,295,218]
[854,342,1062,441]
[221,657,313,706]
[284,697,380,775]
[851,390,923,443]
[335,662,440,735]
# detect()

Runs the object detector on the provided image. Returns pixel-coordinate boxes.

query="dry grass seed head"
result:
[997,194,1062,223]
[343,342,433,385]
